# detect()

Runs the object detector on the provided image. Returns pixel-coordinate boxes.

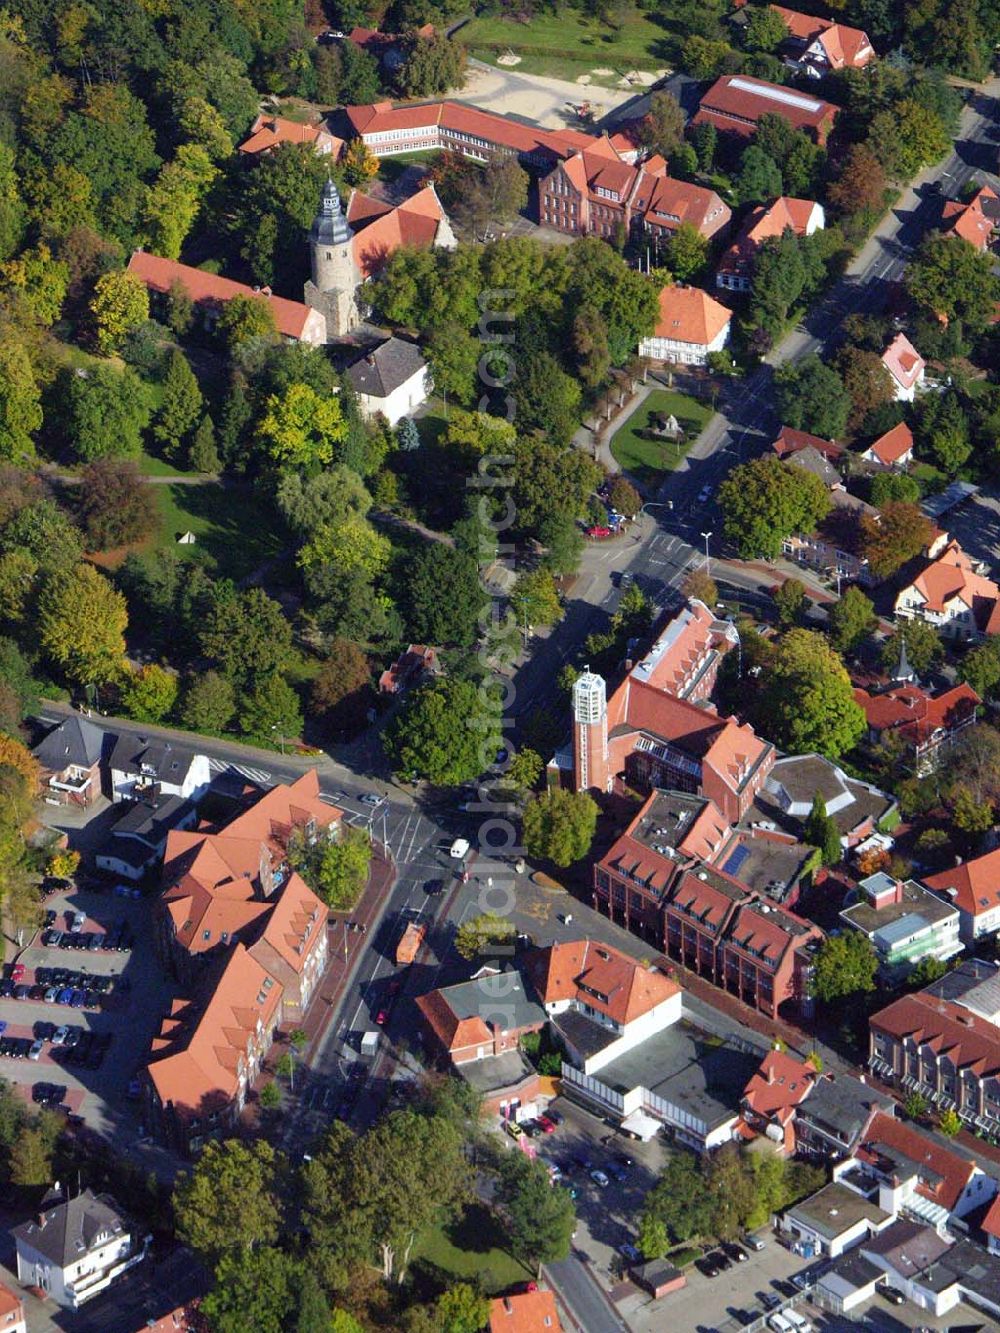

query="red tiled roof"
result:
[670,866,749,932]
[743,1049,815,1122]
[694,75,838,143]
[146,943,283,1117]
[866,421,914,465]
[0,1283,22,1324]
[983,1192,1000,1239]
[772,425,843,460]
[489,1290,562,1333]
[942,186,999,250]
[346,99,592,162]
[238,114,342,158]
[642,174,731,237]
[347,183,447,278]
[524,939,680,1025]
[770,6,874,69]
[900,540,1000,621]
[726,900,816,968]
[924,845,1000,919]
[719,197,822,277]
[416,989,493,1053]
[649,284,731,347]
[881,332,924,390]
[871,993,1000,1081]
[127,251,319,341]
[857,1111,976,1212]
[854,681,979,748]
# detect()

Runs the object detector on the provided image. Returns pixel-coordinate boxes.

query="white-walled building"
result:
[346,337,430,426]
[882,333,926,402]
[13,1189,149,1309]
[638,285,731,366]
[108,734,210,805]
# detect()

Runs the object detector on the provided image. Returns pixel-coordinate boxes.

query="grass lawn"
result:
[154,481,285,581]
[610,389,713,488]
[412,1203,532,1295]
[136,449,192,479]
[463,7,670,69]
[378,150,440,184]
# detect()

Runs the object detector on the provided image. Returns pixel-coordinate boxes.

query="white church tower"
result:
[572,669,610,793]
[304,179,361,339]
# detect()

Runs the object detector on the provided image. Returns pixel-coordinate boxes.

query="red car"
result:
[536,1114,557,1133]
[586,525,611,538]
[375,1010,388,1025]
[9,963,25,982]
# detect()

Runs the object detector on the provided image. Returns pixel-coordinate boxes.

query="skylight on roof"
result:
[728,77,823,113]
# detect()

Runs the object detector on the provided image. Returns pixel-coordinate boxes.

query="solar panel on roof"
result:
[727,77,824,113]
[722,844,751,877]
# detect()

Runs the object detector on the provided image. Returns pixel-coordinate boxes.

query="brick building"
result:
[694,75,839,145]
[716,196,824,292]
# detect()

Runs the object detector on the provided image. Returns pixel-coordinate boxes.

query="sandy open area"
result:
[459,58,655,128]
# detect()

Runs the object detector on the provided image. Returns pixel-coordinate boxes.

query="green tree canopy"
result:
[811,931,878,1003]
[0,341,41,463]
[153,349,203,460]
[495,1151,576,1273]
[174,1139,283,1263]
[386,677,501,786]
[239,676,304,744]
[774,356,851,439]
[804,792,843,867]
[257,382,348,470]
[718,455,831,560]
[66,365,152,462]
[402,544,485,647]
[37,563,127,687]
[120,663,178,724]
[758,628,866,759]
[906,231,1000,333]
[828,586,877,653]
[522,788,598,867]
[90,269,150,355]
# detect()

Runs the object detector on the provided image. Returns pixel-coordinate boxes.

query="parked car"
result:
[607,1163,628,1183]
[28,1038,44,1060]
[0,1020,6,1037]
[760,1292,781,1312]
[57,987,74,1006]
[424,878,444,896]
[361,792,381,806]
[504,1120,523,1140]
[545,1109,563,1125]
[536,1114,557,1134]
[725,1242,749,1263]
[14,984,31,1000]
[696,1256,721,1278]
[51,1025,70,1046]
[521,1120,541,1139]
[710,1251,732,1272]
[589,1169,609,1187]
[9,962,25,982]
[586,525,611,538]
[619,1243,642,1264]
[881,1286,905,1306]
[744,1234,766,1252]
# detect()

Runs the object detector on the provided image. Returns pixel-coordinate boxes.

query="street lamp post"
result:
[271,726,285,756]
[701,530,713,577]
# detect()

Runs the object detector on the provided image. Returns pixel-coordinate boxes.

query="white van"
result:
[449,838,470,859]
[784,1311,812,1333]
[767,1316,794,1333]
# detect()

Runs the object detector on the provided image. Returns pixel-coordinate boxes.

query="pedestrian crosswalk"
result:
[207,757,272,787]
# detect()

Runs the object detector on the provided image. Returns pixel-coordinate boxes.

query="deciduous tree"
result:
[217,294,278,350]
[759,628,866,759]
[180,670,235,733]
[496,1151,575,1274]
[120,663,178,724]
[402,545,485,647]
[310,640,371,733]
[239,676,303,744]
[386,677,501,786]
[812,931,878,1003]
[859,501,933,579]
[0,341,41,463]
[257,382,347,470]
[37,564,127,686]
[174,1139,283,1262]
[153,349,203,459]
[66,365,152,462]
[290,825,371,909]
[77,458,157,549]
[827,144,887,217]
[828,585,877,652]
[90,269,150,355]
[718,455,831,560]
[523,788,598,867]
[639,91,685,159]
[774,356,850,439]
[906,231,1000,333]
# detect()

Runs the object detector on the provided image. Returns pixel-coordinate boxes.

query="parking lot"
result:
[0,880,176,1132]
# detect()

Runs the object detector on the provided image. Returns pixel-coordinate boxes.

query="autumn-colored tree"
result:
[835,346,894,431]
[826,144,888,217]
[37,564,127,686]
[310,640,371,733]
[0,734,40,793]
[342,139,379,187]
[77,458,157,550]
[859,501,933,579]
[120,663,179,724]
[90,268,149,355]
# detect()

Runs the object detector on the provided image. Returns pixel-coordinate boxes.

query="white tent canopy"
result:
[620,1109,661,1142]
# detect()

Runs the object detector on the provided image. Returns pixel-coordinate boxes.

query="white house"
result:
[924,848,1000,944]
[639,284,731,366]
[107,734,210,805]
[346,337,430,426]
[13,1188,150,1310]
[861,421,914,469]
[781,1181,893,1258]
[882,333,925,402]
[894,539,1000,640]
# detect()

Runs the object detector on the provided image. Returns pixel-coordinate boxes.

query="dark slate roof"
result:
[109,734,197,784]
[798,1073,891,1147]
[33,716,105,770]
[111,794,192,844]
[346,337,426,399]
[13,1189,126,1267]
[312,177,351,246]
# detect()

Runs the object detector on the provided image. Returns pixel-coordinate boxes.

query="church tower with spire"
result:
[303,179,360,339]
